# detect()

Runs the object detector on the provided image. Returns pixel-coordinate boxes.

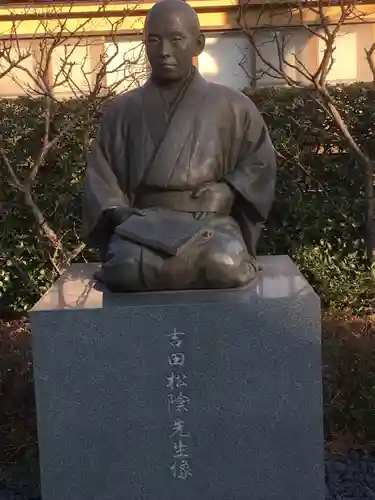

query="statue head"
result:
[144,0,205,84]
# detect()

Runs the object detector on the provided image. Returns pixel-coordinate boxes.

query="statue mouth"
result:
[159,62,177,68]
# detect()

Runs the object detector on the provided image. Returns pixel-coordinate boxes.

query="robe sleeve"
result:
[81,105,130,249]
[224,98,277,255]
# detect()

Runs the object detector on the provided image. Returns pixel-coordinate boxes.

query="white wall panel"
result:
[254,30,297,87]
[105,39,148,93]
[0,41,37,96]
[52,43,93,97]
[198,33,250,90]
[318,31,357,83]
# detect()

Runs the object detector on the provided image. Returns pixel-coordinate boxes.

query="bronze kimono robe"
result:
[82,69,277,292]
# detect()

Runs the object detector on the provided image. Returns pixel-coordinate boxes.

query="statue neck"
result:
[153,67,195,109]
[152,67,194,89]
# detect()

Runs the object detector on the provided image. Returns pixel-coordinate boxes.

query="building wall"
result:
[198,32,250,90]
[104,38,148,92]
[0,40,38,97]
[198,24,374,90]
[0,36,149,97]
[0,24,374,97]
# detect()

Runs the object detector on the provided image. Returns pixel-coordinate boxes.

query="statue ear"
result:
[194,33,205,57]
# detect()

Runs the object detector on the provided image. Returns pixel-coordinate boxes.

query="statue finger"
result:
[192,187,207,199]
[193,211,208,220]
[128,208,146,217]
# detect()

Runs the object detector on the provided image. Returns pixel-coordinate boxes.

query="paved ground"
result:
[1,452,375,499]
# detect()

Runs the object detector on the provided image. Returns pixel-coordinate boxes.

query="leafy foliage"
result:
[1,85,375,315]
[247,84,375,313]
[0,319,39,493]
[323,312,375,451]
[0,98,99,315]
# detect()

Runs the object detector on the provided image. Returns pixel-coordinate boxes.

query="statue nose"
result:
[160,39,173,56]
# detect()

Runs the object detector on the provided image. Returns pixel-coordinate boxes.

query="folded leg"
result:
[97,216,256,292]
[96,234,163,292]
[197,217,257,288]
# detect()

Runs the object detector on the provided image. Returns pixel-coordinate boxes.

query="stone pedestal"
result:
[30,255,324,500]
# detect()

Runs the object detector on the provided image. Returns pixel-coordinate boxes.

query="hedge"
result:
[248,84,375,314]
[0,84,374,316]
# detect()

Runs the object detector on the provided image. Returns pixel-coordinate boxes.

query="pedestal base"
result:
[31,255,324,500]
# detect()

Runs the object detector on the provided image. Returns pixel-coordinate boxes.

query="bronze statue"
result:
[81,0,277,292]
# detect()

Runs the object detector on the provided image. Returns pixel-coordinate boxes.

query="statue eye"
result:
[172,36,182,42]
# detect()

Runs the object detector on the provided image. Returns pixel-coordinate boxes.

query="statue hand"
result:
[192,182,231,220]
[108,206,146,228]
[193,211,208,220]
[191,184,213,220]
[127,207,147,217]
[192,185,210,199]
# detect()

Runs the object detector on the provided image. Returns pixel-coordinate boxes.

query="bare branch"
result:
[365,42,375,82]
[0,146,62,248]
[0,147,25,192]
[0,46,31,81]
[237,0,375,263]
[0,0,147,280]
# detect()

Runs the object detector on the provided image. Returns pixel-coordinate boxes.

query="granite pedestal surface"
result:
[30,255,324,500]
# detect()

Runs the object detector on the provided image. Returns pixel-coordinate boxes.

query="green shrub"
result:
[0,85,374,316]
[0,98,98,315]
[247,85,375,313]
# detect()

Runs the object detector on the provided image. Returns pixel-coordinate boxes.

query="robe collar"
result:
[139,68,209,188]
[142,67,199,146]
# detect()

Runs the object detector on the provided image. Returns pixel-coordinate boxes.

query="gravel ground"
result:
[1,452,375,499]
[325,452,375,499]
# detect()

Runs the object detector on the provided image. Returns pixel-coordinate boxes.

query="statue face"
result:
[145,8,204,83]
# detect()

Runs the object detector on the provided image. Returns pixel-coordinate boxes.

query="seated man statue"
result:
[81,0,277,292]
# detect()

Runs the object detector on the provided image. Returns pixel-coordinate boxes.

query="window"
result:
[104,39,148,93]
[198,33,250,90]
[254,29,297,87]
[0,40,37,97]
[318,31,357,83]
[51,42,95,98]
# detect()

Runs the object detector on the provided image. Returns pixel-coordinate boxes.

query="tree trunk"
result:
[364,159,375,265]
